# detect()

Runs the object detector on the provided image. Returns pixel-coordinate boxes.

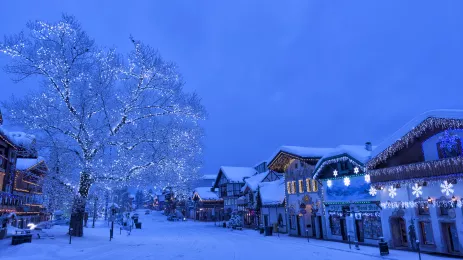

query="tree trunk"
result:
[69,173,92,237]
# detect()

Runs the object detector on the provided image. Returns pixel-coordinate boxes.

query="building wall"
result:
[377,182,463,256]
[261,206,286,233]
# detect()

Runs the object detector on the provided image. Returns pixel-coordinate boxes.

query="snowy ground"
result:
[0,211,454,260]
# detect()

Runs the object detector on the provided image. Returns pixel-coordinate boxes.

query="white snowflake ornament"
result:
[440,181,454,196]
[343,177,350,187]
[369,186,377,196]
[412,183,422,198]
[333,170,338,177]
[364,174,370,183]
[327,179,333,188]
[388,186,397,198]
[354,167,359,174]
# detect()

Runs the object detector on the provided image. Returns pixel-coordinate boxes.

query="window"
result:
[287,182,292,194]
[418,203,430,215]
[291,181,296,194]
[312,180,318,192]
[419,221,435,245]
[362,215,383,239]
[329,215,341,235]
[439,205,449,216]
[298,180,304,193]
[437,136,462,159]
[340,161,349,171]
[306,178,312,192]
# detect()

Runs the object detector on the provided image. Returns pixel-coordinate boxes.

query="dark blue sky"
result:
[1,1,463,174]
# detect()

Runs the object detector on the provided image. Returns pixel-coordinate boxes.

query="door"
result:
[355,220,364,242]
[264,215,269,227]
[318,216,324,239]
[340,218,347,241]
[296,216,301,236]
[390,217,407,247]
[311,216,317,237]
[443,223,460,253]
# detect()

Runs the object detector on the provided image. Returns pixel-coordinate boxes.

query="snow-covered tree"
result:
[0,15,205,236]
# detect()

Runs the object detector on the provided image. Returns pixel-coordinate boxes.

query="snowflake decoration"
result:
[411,183,422,198]
[327,179,333,188]
[364,174,370,183]
[333,170,338,177]
[440,181,454,196]
[354,167,359,174]
[388,186,397,198]
[343,177,350,187]
[369,186,377,196]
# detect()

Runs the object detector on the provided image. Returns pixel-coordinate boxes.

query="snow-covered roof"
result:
[313,145,375,179]
[128,194,135,199]
[194,187,219,201]
[202,174,217,180]
[370,109,463,165]
[6,131,35,149]
[253,160,267,168]
[16,157,45,171]
[219,166,257,183]
[268,146,334,164]
[241,171,268,192]
[259,178,285,206]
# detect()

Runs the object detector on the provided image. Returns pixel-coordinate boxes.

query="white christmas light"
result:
[327,180,333,188]
[343,177,350,187]
[364,174,370,183]
[388,186,397,198]
[412,183,422,198]
[441,181,454,196]
[333,170,338,177]
[354,167,359,174]
[369,186,377,196]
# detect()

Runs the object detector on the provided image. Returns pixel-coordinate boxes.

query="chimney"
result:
[365,142,372,151]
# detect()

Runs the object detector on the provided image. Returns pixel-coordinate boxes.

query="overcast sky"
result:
[1,1,463,174]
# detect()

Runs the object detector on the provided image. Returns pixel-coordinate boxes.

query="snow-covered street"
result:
[0,211,451,260]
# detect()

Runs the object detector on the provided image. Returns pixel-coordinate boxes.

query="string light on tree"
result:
[343,177,350,187]
[412,183,422,198]
[388,186,397,198]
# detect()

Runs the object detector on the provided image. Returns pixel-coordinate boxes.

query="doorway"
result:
[317,216,324,239]
[442,223,460,253]
[296,216,302,236]
[355,219,364,242]
[340,218,347,241]
[390,217,408,247]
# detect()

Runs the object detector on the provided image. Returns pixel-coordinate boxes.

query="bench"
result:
[12,234,32,245]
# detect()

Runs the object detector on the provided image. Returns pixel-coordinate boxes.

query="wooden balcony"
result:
[370,156,463,184]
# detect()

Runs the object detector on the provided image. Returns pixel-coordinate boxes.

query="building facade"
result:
[367,110,463,256]
[268,146,333,238]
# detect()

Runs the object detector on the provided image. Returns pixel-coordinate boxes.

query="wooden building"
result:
[212,166,257,221]
[258,178,286,233]
[267,146,333,238]
[367,110,463,256]
[313,144,382,245]
[191,187,223,221]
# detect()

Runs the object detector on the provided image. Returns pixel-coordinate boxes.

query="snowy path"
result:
[0,211,452,260]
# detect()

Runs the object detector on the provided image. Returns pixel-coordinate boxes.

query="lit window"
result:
[419,221,435,245]
[298,180,303,193]
[287,182,292,194]
[291,181,296,194]
[306,178,312,192]
[312,180,318,192]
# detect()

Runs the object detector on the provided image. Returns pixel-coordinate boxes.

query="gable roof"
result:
[313,145,374,179]
[241,171,269,192]
[267,146,334,172]
[213,166,257,187]
[368,109,463,169]
[259,178,285,206]
[202,174,217,180]
[16,157,46,172]
[193,187,220,201]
